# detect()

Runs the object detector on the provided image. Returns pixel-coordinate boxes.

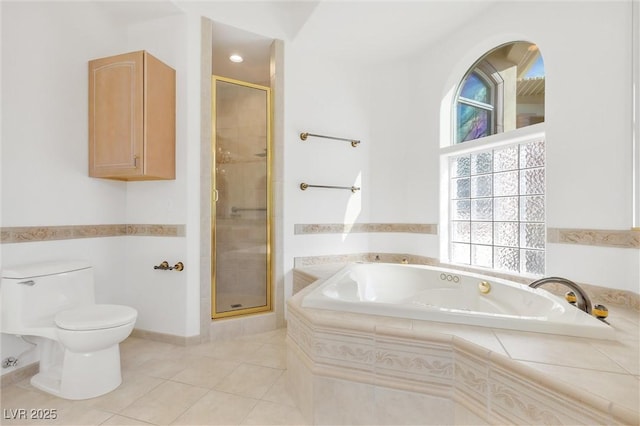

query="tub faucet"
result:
[529,277,592,314]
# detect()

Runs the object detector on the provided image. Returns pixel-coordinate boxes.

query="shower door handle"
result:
[213,189,219,202]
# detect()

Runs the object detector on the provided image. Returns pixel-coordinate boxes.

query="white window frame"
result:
[454,63,504,144]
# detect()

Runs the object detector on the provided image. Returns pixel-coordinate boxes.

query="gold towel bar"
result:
[300,183,360,193]
[300,132,360,147]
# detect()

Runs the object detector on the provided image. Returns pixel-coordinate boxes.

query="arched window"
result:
[456,64,502,142]
[445,41,546,275]
[455,42,544,143]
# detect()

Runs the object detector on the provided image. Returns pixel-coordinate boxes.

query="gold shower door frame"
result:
[211,75,272,319]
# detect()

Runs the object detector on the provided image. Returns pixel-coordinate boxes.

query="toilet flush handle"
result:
[18,280,35,286]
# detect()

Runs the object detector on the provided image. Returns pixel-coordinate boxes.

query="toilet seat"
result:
[55,305,137,331]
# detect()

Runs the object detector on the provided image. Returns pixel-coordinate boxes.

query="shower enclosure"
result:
[212,76,271,319]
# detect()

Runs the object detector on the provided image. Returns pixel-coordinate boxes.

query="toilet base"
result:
[32,344,122,400]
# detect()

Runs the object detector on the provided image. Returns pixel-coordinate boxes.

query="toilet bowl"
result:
[0,261,137,400]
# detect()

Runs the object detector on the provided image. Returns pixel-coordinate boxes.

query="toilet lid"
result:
[55,305,137,331]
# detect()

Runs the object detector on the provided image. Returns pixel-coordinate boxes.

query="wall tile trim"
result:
[547,227,640,249]
[295,223,640,249]
[294,223,437,235]
[125,224,186,237]
[0,224,185,244]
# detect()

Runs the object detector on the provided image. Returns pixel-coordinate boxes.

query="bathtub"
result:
[302,262,614,340]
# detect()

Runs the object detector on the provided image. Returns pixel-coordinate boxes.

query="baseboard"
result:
[131,328,200,346]
[1,362,38,388]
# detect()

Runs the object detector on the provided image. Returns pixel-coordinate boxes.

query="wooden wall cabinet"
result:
[89,50,175,180]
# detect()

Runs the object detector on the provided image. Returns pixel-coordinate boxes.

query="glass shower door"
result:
[212,76,271,318]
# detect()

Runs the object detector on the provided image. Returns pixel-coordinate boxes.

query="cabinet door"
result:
[89,52,143,178]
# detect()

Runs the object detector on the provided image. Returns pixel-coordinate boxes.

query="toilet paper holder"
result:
[153,261,184,271]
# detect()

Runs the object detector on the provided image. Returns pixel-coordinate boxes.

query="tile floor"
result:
[1,328,308,425]
[2,306,639,425]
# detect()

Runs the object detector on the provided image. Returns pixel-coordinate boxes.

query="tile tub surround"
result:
[287,269,639,425]
[294,254,640,311]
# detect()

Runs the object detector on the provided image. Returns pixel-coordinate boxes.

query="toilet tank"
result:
[1,261,95,334]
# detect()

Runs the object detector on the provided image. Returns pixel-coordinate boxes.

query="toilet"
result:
[0,260,137,400]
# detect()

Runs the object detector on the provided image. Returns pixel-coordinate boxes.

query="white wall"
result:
[191,0,639,300]
[405,1,638,292]
[367,59,441,259]
[2,1,638,379]
[1,2,128,228]
[282,42,376,297]
[0,2,190,375]
[123,14,193,337]
[0,1,131,375]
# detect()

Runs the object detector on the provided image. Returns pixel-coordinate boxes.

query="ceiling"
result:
[93,1,499,79]
[209,1,498,83]
[212,21,274,85]
[291,1,498,62]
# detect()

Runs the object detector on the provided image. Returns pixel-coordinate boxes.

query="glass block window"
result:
[449,139,545,275]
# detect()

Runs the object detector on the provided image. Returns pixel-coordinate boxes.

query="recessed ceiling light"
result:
[229,54,243,63]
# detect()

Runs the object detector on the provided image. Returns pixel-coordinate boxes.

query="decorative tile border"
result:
[294,223,437,235]
[125,224,185,237]
[0,224,185,244]
[296,223,640,249]
[547,227,640,249]
[294,252,438,268]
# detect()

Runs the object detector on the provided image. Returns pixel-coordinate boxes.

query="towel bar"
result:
[300,182,360,193]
